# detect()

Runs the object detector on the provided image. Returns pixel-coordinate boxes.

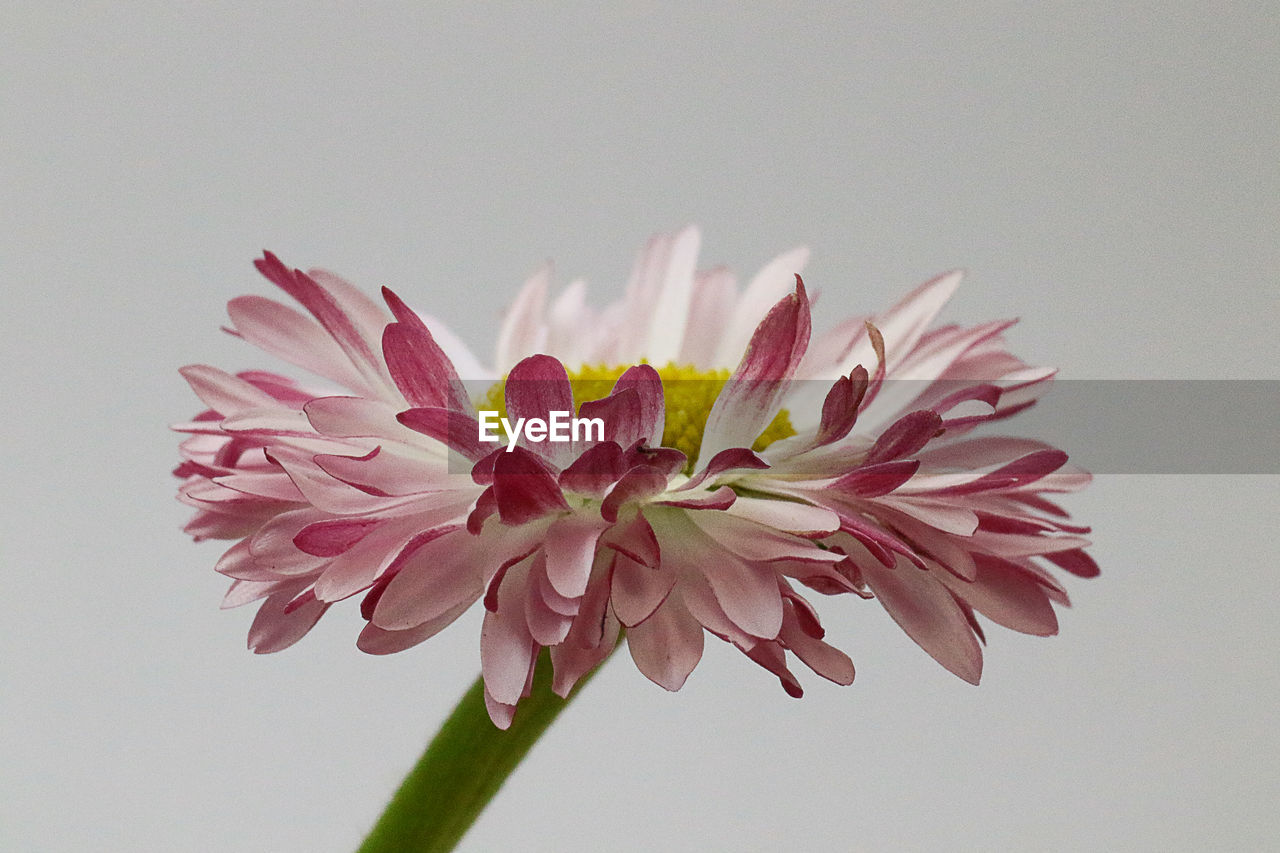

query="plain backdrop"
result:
[2,3,1277,851]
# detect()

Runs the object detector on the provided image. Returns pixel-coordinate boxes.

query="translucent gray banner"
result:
[445,379,1278,474]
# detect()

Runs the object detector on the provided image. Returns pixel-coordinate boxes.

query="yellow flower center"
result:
[479,363,796,471]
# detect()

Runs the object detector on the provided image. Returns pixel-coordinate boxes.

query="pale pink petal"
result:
[665,515,784,639]
[543,514,610,598]
[221,577,279,609]
[550,609,620,698]
[211,471,306,502]
[225,296,369,392]
[356,598,473,655]
[626,597,704,691]
[678,267,737,366]
[179,365,279,415]
[940,555,1059,637]
[653,485,737,512]
[714,245,810,368]
[525,554,574,645]
[641,224,701,365]
[860,558,983,684]
[254,252,389,393]
[545,278,589,364]
[606,511,661,567]
[495,264,550,372]
[615,227,698,364]
[837,269,963,378]
[248,586,330,653]
[371,528,485,629]
[725,495,840,536]
[690,510,841,564]
[481,558,538,706]
[610,554,676,627]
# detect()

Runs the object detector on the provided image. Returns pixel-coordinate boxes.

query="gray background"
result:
[2,3,1277,850]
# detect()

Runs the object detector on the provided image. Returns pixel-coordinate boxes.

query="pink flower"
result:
[175,227,1095,727]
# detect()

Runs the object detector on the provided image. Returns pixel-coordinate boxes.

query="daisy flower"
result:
[174,226,1095,728]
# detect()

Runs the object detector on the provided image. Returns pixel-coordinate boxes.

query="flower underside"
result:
[478,362,797,471]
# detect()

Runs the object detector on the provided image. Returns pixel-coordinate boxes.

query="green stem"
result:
[357,649,598,853]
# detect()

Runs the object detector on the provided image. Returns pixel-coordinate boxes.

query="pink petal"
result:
[312,519,455,603]
[653,485,737,512]
[725,495,840,536]
[577,389,644,449]
[484,688,517,730]
[302,396,402,439]
[860,558,982,684]
[668,516,784,639]
[600,467,669,522]
[626,597,704,691]
[680,447,769,491]
[269,448,414,515]
[226,295,367,392]
[381,287,472,414]
[611,554,676,627]
[492,448,570,524]
[481,558,538,705]
[690,510,841,564]
[254,252,386,391]
[210,471,306,502]
[504,355,577,466]
[370,528,485,629]
[744,641,804,697]
[179,364,279,415]
[940,555,1059,637]
[698,276,812,464]
[356,598,473,655]
[543,514,609,598]
[221,577,279,609]
[714,244,810,367]
[293,518,379,556]
[558,442,626,497]
[525,554,574,645]
[864,410,944,465]
[550,610,620,698]
[397,406,489,462]
[606,511,661,567]
[1043,548,1100,578]
[248,586,330,653]
[831,460,921,498]
[611,364,666,444]
[814,367,869,446]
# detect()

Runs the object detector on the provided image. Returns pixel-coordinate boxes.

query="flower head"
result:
[175,227,1095,727]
